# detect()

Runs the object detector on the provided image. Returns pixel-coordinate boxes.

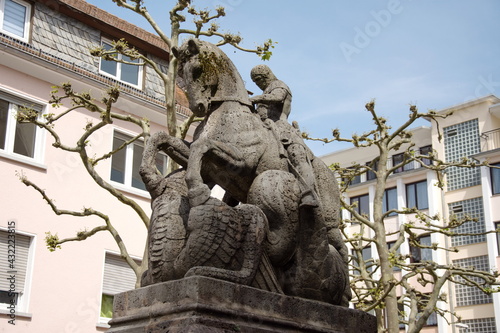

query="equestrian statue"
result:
[139,39,351,306]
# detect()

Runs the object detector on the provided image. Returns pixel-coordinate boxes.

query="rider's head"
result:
[251,65,276,91]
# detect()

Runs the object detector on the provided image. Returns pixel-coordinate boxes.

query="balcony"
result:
[481,128,500,152]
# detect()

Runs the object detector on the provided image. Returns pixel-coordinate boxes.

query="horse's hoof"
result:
[189,185,211,206]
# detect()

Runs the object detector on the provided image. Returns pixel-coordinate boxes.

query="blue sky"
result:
[86,0,500,156]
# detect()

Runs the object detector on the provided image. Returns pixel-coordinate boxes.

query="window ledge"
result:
[96,322,110,329]
[109,181,151,199]
[0,309,33,319]
[99,71,143,90]
[0,151,46,170]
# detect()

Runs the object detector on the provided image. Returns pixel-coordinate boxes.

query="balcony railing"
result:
[481,128,500,152]
[0,32,192,118]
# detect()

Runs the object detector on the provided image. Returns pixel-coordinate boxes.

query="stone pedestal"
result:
[108,276,375,333]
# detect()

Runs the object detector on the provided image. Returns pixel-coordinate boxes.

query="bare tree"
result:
[304,101,500,333]
[17,0,274,286]
[17,84,149,280]
[92,0,275,172]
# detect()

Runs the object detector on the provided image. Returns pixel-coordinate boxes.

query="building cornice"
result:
[472,147,500,162]
[433,95,500,116]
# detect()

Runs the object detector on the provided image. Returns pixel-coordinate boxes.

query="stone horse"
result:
[140,39,350,306]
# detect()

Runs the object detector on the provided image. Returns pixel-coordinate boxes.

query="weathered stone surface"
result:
[139,39,351,307]
[114,38,369,333]
[108,276,376,333]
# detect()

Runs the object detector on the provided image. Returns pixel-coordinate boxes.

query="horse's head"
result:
[173,39,251,117]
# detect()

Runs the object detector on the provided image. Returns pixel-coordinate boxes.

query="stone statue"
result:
[139,39,351,306]
[250,64,319,208]
[139,143,268,288]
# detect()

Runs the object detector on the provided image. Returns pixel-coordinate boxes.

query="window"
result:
[99,39,143,87]
[453,255,492,306]
[366,160,378,180]
[406,180,428,210]
[398,294,438,329]
[0,91,44,162]
[416,294,438,326]
[352,246,373,274]
[350,194,369,217]
[392,153,404,173]
[419,145,432,166]
[362,247,372,272]
[397,301,406,329]
[383,188,398,216]
[110,131,168,191]
[393,152,415,173]
[100,253,139,323]
[449,197,485,247]
[490,163,500,195]
[424,310,438,327]
[496,222,500,255]
[446,128,457,137]
[387,241,401,271]
[343,167,361,185]
[458,318,497,333]
[0,228,33,313]
[0,0,31,41]
[444,119,481,191]
[409,234,432,263]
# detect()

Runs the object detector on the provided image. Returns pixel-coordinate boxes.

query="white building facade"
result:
[322,95,500,333]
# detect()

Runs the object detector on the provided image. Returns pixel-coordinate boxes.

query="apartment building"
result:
[0,0,192,331]
[321,95,500,333]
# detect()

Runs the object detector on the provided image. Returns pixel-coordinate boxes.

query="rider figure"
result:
[249,65,319,208]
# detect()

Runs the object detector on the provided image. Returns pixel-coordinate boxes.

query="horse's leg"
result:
[185,138,247,206]
[140,131,191,198]
[247,166,349,305]
[311,158,348,262]
[145,131,190,167]
[310,158,352,305]
[284,205,350,305]
[287,143,319,208]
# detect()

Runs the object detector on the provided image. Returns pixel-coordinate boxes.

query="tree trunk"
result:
[166,22,180,174]
[373,147,400,333]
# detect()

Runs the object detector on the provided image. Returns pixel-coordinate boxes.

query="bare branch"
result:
[19,172,141,274]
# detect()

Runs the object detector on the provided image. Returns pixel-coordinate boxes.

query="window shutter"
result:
[3,0,27,38]
[102,254,138,295]
[0,230,31,294]
[0,90,43,113]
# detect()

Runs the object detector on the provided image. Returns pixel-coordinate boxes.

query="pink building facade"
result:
[0,0,191,331]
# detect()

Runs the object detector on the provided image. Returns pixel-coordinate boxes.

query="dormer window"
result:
[99,38,143,88]
[0,0,31,42]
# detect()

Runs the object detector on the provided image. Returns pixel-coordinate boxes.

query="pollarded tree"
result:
[17,0,274,286]
[93,0,275,168]
[305,101,500,333]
